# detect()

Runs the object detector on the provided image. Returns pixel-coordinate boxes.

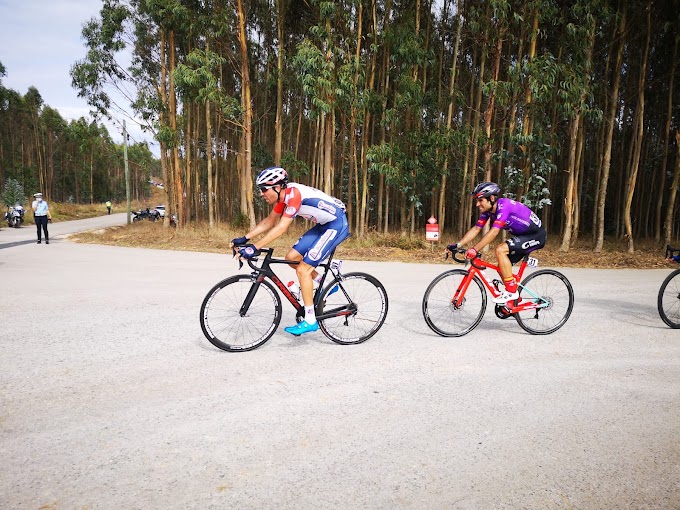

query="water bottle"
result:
[287,281,300,300]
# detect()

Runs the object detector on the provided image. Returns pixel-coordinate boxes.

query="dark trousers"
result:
[35,215,49,241]
[107,207,111,215]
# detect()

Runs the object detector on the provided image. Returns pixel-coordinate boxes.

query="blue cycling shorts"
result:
[292,214,349,267]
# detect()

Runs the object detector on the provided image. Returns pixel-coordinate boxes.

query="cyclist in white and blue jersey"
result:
[230,167,349,336]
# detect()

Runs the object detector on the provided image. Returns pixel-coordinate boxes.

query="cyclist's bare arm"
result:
[238,209,281,246]
[472,226,501,252]
[454,225,482,248]
[251,214,294,250]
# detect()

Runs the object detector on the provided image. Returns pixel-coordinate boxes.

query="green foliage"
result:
[2,178,26,207]
[231,213,250,229]
[500,134,557,210]
[252,144,274,171]
[280,152,310,181]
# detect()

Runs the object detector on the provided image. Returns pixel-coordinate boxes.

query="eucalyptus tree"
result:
[557,0,605,252]
[293,0,349,196]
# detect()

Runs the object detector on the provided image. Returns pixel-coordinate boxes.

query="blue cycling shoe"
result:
[284,320,319,336]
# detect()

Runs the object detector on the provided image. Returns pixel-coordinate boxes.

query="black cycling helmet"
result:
[471,181,500,200]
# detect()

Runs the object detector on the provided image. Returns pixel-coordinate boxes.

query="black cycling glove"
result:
[231,236,249,246]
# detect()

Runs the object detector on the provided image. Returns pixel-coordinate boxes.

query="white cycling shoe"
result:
[492,290,519,304]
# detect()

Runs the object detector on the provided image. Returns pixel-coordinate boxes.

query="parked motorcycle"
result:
[132,208,151,222]
[4,205,25,228]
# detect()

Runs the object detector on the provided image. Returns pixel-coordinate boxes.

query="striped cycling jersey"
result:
[476,198,541,235]
[273,183,346,225]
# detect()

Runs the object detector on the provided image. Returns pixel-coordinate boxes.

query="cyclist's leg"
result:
[285,217,349,335]
[499,229,546,302]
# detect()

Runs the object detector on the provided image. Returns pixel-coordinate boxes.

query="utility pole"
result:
[123,120,131,224]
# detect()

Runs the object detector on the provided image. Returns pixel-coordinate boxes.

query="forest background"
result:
[1,0,679,254]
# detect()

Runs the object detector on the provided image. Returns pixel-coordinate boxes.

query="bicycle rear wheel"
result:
[316,272,388,345]
[422,269,487,337]
[200,275,282,352]
[514,269,574,335]
[658,269,680,328]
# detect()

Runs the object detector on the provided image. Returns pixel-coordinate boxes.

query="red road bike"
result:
[422,247,574,336]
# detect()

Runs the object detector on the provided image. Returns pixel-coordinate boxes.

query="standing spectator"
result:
[106,199,112,215]
[31,192,50,244]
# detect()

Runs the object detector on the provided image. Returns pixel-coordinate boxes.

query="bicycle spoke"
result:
[658,270,680,328]
[515,270,573,335]
[200,276,282,351]
[317,273,388,344]
[422,269,486,337]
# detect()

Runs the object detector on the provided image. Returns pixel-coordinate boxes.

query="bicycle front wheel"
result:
[422,269,487,337]
[316,272,388,345]
[658,269,680,328]
[515,269,574,335]
[200,275,282,352]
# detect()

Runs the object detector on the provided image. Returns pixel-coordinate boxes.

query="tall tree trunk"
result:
[169,29,185,227]
[518,11,539,200]
[482,27,503,179]
[656,36,678,242]
[664,131,680,246]
[236,0,256,228]
[274,0,285,165]
[206,99,214,229]
[623,1,651,253]
[594,4,626,252]
[439,0,463,233]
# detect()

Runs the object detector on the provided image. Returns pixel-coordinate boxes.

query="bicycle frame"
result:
[238,248,355,321]
[452,253,548,314]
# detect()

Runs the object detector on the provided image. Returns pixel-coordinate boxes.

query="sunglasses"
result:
[258,185,275,193]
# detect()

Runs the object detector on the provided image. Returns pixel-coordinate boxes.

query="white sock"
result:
[313,274,323,285]
[305,306,317,324]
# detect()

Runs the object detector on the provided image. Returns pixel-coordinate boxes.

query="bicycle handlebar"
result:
[446,247,486,269]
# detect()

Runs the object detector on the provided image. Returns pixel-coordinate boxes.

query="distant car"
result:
[154,205,166,218]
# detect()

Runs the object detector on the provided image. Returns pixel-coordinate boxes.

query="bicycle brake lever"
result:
[231,247,245,269]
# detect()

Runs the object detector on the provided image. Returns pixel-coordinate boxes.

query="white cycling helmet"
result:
[256,166,288,187]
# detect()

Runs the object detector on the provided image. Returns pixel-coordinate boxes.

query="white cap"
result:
[34,192,42,197]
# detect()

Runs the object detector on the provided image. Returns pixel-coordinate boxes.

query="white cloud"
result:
[0,0,158,155]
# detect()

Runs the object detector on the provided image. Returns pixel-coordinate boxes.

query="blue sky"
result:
[0,0,156,154]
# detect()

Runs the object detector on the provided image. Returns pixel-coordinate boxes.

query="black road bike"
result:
[200,247,389,351]
[658,245,680,328]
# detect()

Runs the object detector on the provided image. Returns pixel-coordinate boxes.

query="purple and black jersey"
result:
[476,198,542,235]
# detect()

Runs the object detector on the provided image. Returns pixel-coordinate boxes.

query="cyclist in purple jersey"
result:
[446,182,546,304]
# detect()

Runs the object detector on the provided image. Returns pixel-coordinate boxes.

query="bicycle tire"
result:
[658,268,680,328]
[316,272,388,345]
[422,269,487,337]
[200,275,282,352]
[514,269,574,335]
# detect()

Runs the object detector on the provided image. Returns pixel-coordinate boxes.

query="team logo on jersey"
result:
[317,200,336,215]
[285,206,297,216]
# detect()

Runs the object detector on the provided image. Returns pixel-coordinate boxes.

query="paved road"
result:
[0,213,128,249]
[1,232,678,509]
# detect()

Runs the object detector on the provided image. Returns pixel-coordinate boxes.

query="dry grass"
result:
[22,200,154,224]
[70,221,674,270]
